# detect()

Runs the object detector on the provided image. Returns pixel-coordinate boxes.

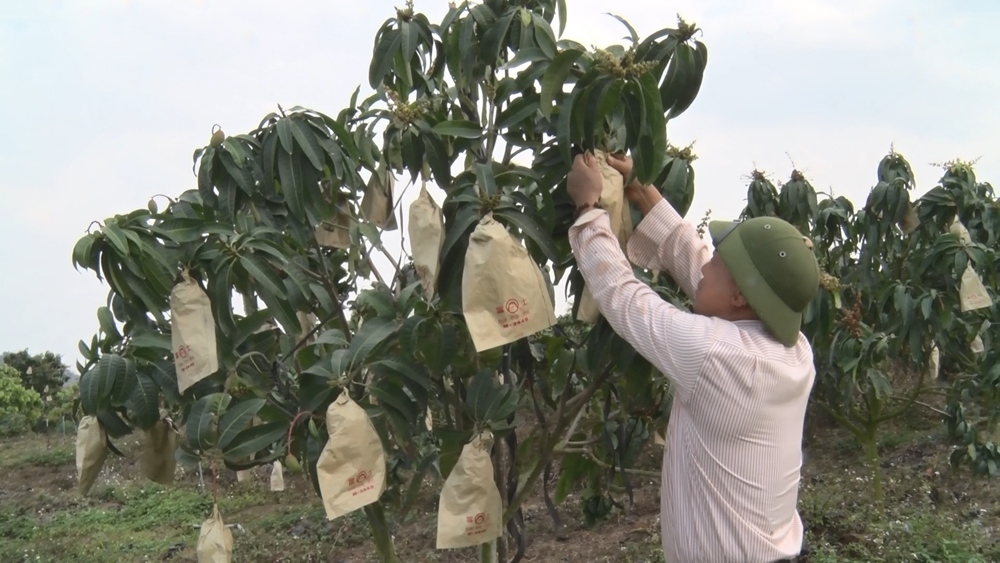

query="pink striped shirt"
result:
[569,199,814,562]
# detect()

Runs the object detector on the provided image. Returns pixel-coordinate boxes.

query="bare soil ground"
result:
[2,408,1000,562]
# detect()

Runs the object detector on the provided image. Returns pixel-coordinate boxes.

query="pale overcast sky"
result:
[1,0,997,370]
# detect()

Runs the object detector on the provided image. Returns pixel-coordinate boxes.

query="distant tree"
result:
[1,349,69,396]
[0,365,43,436]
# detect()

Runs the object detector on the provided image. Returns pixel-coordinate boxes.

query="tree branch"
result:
[556,446,661,480]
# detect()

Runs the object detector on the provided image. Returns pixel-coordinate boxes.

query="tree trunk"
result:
[364,503,400,563]
[862,428,884,507]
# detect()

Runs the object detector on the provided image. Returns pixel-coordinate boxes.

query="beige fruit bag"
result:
[315,217,352,249]
[576,150,634,323]
[436,430,503,549]
[76,415,108,495]
[317,391,387,520]
[462,213,558,352]
[408,182,445,298]
[270,460,285,492]
[949,219,992,312]
[171,269,219,394]
[197,504,234,563]
[361,165,398,230]
[141,413,177,485]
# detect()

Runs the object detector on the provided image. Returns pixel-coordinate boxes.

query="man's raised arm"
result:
[606,154,711,300]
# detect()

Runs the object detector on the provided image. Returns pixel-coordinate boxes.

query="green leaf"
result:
[290,119,326,171]
[432,119,483,139]
[186,393,224,451]
[96,354,125,411]
[465,368,518,423]
[217,398,266,450]
[476,162,498,196]
[556,0,568,37]
[277,150,306,220]
[110,357,136,406]
[582,76,613,150]
[347,316,400,370]
[400,20,419,68]
[240,255,287,300]
[223,421,288,460]
[370,358,433,392]
[531,13,557,58]
[557,86,581,165]
[440,205,480,268]
[635,72,667,183]
[276,119,295,154]
[97,306,120,341]
[504,47,549,68]
[103,224,131,258]
[313,329,348,348]
[97,410,133,439]
[371,378,419,426]
[126,372,160,430]
[494,209,561,263]
[148,360,180,403]
[607,13,639,45]
[481,11,515,64]
[231,309,274,348]
[369,28,402,88]
[72,234,97,271]
[79,368,102,415]
[495,95,540,130]
[208,259,236,338]
[540,49,583,118]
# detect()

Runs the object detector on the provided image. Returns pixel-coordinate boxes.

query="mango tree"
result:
[739,154,998,505]
[70,1,709,561]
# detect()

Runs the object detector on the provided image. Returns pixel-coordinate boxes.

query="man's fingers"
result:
[607,156,629,174]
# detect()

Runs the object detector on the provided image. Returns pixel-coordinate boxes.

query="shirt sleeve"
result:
[569,208,716,401]
[625,199,712,300]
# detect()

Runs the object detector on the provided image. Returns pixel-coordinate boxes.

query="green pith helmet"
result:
[709,217,820,347]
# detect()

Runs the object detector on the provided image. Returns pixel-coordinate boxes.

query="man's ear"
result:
[732,291,750,309]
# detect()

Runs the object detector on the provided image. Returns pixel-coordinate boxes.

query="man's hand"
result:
[566,152,603,208]
[607,153,663,216]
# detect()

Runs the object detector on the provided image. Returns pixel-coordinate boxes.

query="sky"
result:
[0,0,997,372]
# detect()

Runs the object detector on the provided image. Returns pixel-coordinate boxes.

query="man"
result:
[565,152,820,563]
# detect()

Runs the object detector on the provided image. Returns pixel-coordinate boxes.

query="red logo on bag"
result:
[174,344,196,373]
[347,470,375,496]
[465,512,490,536]
[494,297,532,329]
[505,299,520,314]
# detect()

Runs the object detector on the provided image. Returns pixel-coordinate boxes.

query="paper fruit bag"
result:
[317,392,387,520]
[408,183,445,298]
[141,414,177,485]
[593,149,634,247]
[361,166,398,231]
[297,311,318,345]
[197,504,234,563]
[576,150,634,323]
[929,343,940,379]
[900,202,920,235]
[315,218,352,249]
[462,213,558,352]
[971,321,990,356]
[76,415,108,495]
[950,219,992,312]
[270,460,285,492]
[171,269,219,394]
[436,431,503,549]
